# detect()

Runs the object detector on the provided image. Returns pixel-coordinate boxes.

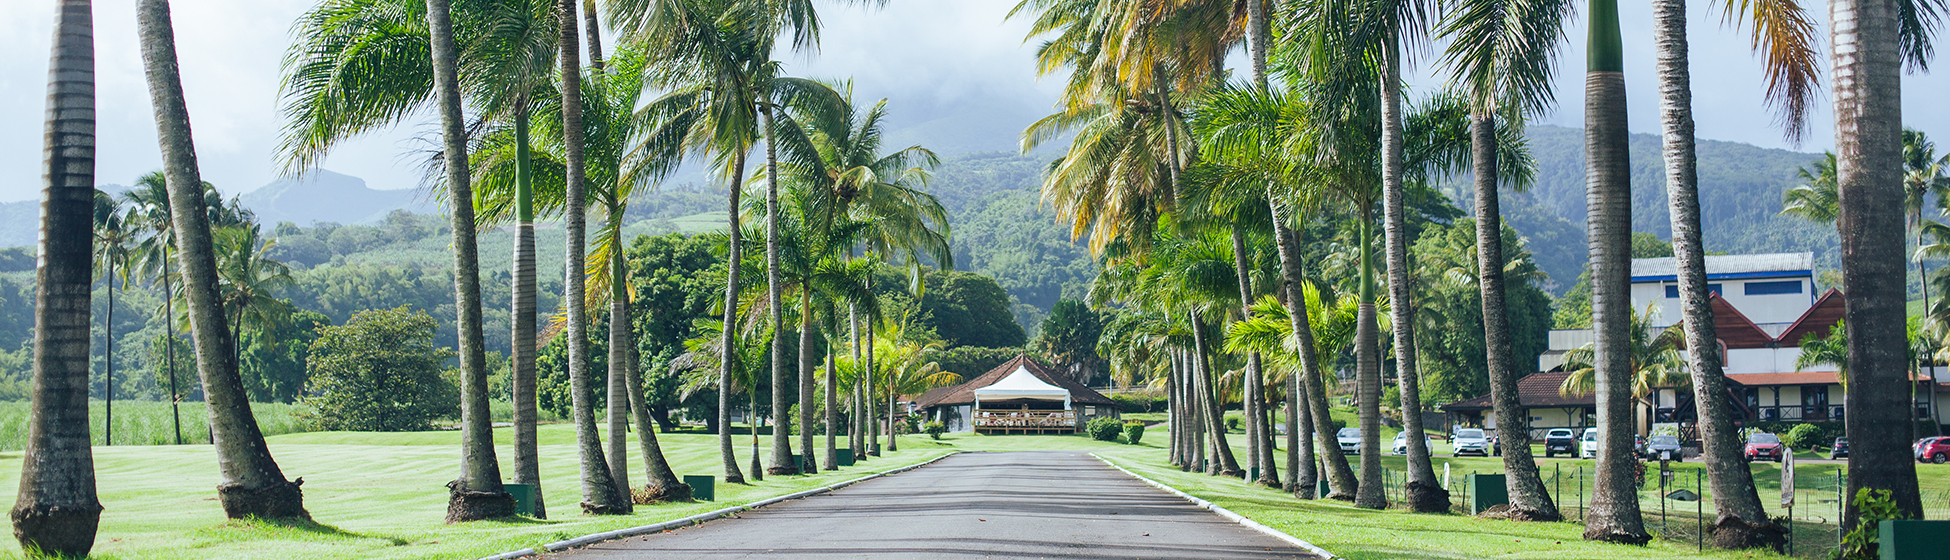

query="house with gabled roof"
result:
[913,355,1119,434]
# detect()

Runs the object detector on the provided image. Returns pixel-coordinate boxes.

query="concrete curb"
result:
[1090,453,1339,560]
[475,451,961,560]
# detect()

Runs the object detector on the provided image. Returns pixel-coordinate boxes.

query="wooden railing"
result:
[972,410,1075,429]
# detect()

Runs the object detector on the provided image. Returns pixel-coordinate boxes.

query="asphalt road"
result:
[547,451,1321,560]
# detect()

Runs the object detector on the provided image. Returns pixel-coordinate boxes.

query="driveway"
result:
[546,451,1320,560]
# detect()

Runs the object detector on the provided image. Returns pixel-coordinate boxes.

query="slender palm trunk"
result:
[605,218,633,501]
[1582,1,1649,542]
[1469,106,1559,521]
[12,0,103,552]
[1380,40,1444,513]
[1293,372,1315,498]
[164,249,182,446]
[761,106,795,476]
[823,339,838,471]
[1167,353,1182,467]
[719,151,748,485]
[614,239,688,502]
[798,289,817,472]
[1651,0,1779,547]
[139,0,305,520]
[1231,226,1278,486]
[849,303,863,458]
[1355,211,1387,510]
[557,0,627,514]
[1271,202,1357,499]
[1190,312,1242,476]
[749,381,762,481]
[1833,0,1924,527]
[867,319,880,456]
[104,264,114,446]
[510,102,545,518]
[1187,350,1205,470]
[424,0,509,522]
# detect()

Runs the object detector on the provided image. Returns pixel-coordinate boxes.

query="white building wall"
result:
[1631,277,1816,327]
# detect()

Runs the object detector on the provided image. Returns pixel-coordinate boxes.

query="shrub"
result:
[1225,416,1241,431]
[300,306,458,432]
[1841,488,1908,560]
[1784,423,1825,450]
[1111,392,1166,413]
[924,420,947,440]
[1123,423,1145,445]
[1086,417,1123,442]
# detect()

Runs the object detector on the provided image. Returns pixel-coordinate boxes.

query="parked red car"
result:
[1918,437,1950,464]
[1744,432,1786,462]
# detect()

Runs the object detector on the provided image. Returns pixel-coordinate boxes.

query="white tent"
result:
[973,366,1071,410]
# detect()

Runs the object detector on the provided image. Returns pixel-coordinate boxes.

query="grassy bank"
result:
[0,400,310,450]
[0,425,949,560]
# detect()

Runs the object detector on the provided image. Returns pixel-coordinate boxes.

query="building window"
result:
[1745,280,1803,295]
[1085,406,1095,415]
[1665,284,1723,298]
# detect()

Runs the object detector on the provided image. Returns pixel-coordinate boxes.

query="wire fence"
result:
[1369,460,1950,558]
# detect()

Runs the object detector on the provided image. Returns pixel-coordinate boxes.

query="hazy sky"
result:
[2,1,1946,203]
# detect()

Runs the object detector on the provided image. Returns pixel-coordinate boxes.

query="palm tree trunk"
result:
[718,150,748,485]
[749,382,763,481]
[1652,0,1780,547]
[164,248,182,446]
[823,338,838,471]
[1292,372,1315,498]
[1380,38,1444,513]
[761,105,796,476]
[105,261,115,447]
[614,240,688,502]
[1167,352,1182,467]
[11,0,104,552]
[580,0,603,71]
[424,0,509,522]
[1833,0,1925,527]
[510,101,545,518]
[557,0,627,514]
[605,218,634,503]
[849,302,863,458]
[867,318,880,456]
[139,0,305,521]
[798,289,817,472]
[1355,211,1387,510]
[1270,202,1357,499]
[1582,1,1649,542]
[1469,105,1559,521]
[1190,312,1242,477]
[1231,226,1278,486]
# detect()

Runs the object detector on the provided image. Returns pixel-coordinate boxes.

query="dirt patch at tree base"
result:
[1475,504,1563,522]
[219,478,309,521]
[444,481,516,523]
[10,502,102,558]
[1711,516,1789,551]
[1581,524,1653,545]
[632,483,694,504]
[1405,480,1451,513]
[580,501,631,516]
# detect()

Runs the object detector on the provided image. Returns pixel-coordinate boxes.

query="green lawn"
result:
[0,424,951,560]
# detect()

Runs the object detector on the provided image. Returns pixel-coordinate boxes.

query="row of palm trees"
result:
[1019,0,1935,548]
[15,0,955,554]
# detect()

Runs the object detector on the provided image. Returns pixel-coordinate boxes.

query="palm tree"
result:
[139,0,308,520]
[1832,0,1929,526]
[1434,0,1572,521]
[212,226,296,382]
[1558,313,1689,439]
[94,190,137,447]
[1652,0,1807,547]
[11,0,104,553]
[551,0,631,514]
[124,173,187,445]
[847,314,960,453]
[279,0,548,519]
[1577,0,1649,543]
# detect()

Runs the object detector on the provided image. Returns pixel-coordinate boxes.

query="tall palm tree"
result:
[212,226,296,380]
[1578,0,1648,543]
[94,190,136,447]
[1652,0,1807,547]
[1434,0,1571,521]
[11,0,104,553]
[553,0,631,514]
[1832,0,1931,526]
[124,173,186,445]
[139,0,308,519]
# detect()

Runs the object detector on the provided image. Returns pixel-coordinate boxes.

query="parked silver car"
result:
[1337,427,1363,455]
[1451,428,1491,457]
[1392,432,1433,455]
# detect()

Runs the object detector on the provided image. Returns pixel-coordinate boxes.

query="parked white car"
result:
[1337,427,1363,455]
[1392,432,1433,455]
[1451,428,1491,457]
[1579,428,1599,459]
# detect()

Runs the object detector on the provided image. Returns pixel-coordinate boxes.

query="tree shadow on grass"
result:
[203,516,410,546]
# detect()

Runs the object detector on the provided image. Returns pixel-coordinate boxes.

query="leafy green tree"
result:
[1410,219,1552,403]
[1035,299,1104,384]
[919,270,1027,348]
[239,310,333,403]
[301,306,459,432]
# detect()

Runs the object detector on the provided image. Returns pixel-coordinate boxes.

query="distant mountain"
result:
[0,184,132,248]
[238,169,439,227]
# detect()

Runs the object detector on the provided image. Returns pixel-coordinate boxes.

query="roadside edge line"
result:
[1090,453,1339,560]
[475,451,961,559]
